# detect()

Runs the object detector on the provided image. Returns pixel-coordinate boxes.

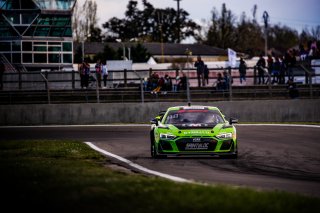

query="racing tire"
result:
[151,141,157,158]
[151,141,167,158]
[150,131,167,159]
[150,131,158,158]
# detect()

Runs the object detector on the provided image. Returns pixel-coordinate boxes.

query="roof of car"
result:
[167,105,220,111]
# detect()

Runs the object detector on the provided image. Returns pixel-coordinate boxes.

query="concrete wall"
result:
[0,99,319,125]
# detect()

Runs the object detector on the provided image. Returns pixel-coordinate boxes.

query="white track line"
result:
[236,124,320,128]
[85,142,193,184]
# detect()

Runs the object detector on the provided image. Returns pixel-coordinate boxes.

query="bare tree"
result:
[72,0,100,42]
[72,1,81,42]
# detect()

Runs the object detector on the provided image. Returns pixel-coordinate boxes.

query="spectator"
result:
[95,59,102,88]
[287,79,299,99]
[174,73,187,91]
[194,55,205,87]
[173,76,180,92]
[279,56,287,84]
[256,54,266,84]
[204,64,209,86]
[179,73,187,90]
[223,71,230,90]
[299,44,308,61]
[272,56,281,84]
[144,77,154,91]
[102,61,108,88]
[311,39,317,48]
[266,54,274,84]
[162,74,172,93]
[83,60,90,89]
[143,77,148,91]
[78,62,86,89]
[238,57,247,84]
[150,72,159,91]
[151,76,165,94]
[308,46,317,60]
[214,72,224,91]
[0,61,5,90]
[284,49,296,80]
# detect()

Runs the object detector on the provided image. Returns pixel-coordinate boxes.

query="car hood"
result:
[164,123,230,136]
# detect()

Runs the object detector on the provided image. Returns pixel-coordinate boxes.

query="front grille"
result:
[176,138,217,151]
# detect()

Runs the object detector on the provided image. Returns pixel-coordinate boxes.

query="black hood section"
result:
[173,123,216,129]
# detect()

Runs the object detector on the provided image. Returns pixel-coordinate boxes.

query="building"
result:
[0,0,75,71]
[76,42,228,63]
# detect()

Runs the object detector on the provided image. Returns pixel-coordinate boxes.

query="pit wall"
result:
[0,99,319,125]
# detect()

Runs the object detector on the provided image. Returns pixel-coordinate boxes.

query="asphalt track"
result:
[1,124,320,197]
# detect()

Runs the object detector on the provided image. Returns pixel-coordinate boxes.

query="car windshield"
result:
[164,109,224,125]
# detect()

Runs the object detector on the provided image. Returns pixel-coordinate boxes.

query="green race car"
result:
[150,105,238,158]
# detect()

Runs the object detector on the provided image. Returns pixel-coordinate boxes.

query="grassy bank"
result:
[0,140,319,213]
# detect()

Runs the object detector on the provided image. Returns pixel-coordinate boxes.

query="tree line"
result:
[73,0,320,61]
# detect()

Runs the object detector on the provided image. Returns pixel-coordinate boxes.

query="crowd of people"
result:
[143,72,187,94]
[78,59,108,89]
[254,40,319,86]
[56,43,316,99]
[255,52,296,85]
[1,39,317,98]
[214,71,231,91]
[89,40,318,93]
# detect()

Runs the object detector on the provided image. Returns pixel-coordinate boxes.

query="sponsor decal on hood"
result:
[181,130,212,135]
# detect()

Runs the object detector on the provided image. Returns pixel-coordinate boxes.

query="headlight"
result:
[216,132,233,139]
[160,133,176,140]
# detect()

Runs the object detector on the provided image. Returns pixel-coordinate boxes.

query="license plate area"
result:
[176,138,217,151]
[185,142,210,150]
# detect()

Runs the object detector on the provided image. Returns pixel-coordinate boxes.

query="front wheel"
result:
[150,131,158,158]
[151,140,157,158]
[227,141,238,159]
[151,139,167,158]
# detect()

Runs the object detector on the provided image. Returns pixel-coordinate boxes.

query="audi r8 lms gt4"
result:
[150,105,238,158]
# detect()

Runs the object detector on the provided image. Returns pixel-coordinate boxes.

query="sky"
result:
[78,0,320,42]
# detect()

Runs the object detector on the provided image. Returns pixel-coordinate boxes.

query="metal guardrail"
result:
[1,85,318,105]
[2,65,320,88]
[1,64,319,104]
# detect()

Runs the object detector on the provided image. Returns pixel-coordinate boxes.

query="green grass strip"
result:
[0,140,319,213]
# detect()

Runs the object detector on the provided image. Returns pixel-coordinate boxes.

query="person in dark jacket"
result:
[194,55,205,87]
[204,64,209,86]
[256,54,266,84]
[287,79,299,99]
[238,57,247,84]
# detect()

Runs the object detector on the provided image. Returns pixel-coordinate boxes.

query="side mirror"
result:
[150,118,159,125]
[229,118,238,124]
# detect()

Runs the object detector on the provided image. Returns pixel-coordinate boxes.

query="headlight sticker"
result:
[160,133,176,140]
[217,133,233,139]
